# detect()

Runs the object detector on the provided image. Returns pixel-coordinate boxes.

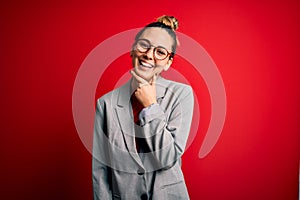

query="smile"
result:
[139,60,154,69]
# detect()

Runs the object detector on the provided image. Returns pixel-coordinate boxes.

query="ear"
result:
[163,57,173,71]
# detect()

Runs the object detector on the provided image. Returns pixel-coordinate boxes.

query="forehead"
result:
[138,27,173,50]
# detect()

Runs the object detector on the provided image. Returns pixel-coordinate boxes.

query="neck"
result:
[130,78,139,92]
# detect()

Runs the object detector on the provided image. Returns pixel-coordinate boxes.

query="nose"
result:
[143,47,154,60]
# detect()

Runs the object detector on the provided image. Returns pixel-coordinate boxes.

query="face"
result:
[131,27,174,81]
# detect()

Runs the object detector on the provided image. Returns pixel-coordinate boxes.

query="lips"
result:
[139,60,154,69]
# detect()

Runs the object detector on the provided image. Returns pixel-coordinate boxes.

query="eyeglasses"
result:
[134,39,173,60]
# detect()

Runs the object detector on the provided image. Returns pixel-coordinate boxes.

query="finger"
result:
[150,74,157,85]
[130,70,148,84]
[138,82,149,88]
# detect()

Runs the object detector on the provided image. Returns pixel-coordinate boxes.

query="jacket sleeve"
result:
[92,100,112,200]
[136,85,194,171]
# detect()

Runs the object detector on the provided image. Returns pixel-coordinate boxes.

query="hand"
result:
[130,70,157,107]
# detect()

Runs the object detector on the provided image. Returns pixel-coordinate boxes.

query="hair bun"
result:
[157,15,179,31]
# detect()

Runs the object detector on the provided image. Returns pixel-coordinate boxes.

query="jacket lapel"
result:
[114,76,168,169]
[115,79,144,167]
[155,76,168,101]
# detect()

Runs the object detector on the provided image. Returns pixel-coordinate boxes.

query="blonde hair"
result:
[156,15,179,31]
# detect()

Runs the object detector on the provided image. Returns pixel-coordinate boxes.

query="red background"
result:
[1,0,299,199]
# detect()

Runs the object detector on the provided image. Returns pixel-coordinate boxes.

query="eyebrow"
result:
[139,38,172,52]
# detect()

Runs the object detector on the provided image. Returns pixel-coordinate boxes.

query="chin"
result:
[134,67,153,81]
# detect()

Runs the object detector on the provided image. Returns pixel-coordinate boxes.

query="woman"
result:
[93,15,194,200]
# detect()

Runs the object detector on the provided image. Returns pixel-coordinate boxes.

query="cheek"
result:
[133,49,143,57]
[131,54,139,65]
[156,60,170,69]
[153,64,167,74]
[131,52,141,62]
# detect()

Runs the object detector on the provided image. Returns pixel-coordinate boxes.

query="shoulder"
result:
[95,80,131,108]
[95,86,121,108]
[160,77,193,97]
[97,88,118,102]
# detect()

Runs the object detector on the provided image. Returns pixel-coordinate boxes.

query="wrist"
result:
[144,100,157,108]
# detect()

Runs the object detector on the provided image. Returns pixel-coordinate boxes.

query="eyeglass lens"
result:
[136,40,169,60]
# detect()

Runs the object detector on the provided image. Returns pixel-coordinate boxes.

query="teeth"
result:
[141,61,153,68]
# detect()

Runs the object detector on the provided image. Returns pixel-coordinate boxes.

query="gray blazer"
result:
[93,76,194,200]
